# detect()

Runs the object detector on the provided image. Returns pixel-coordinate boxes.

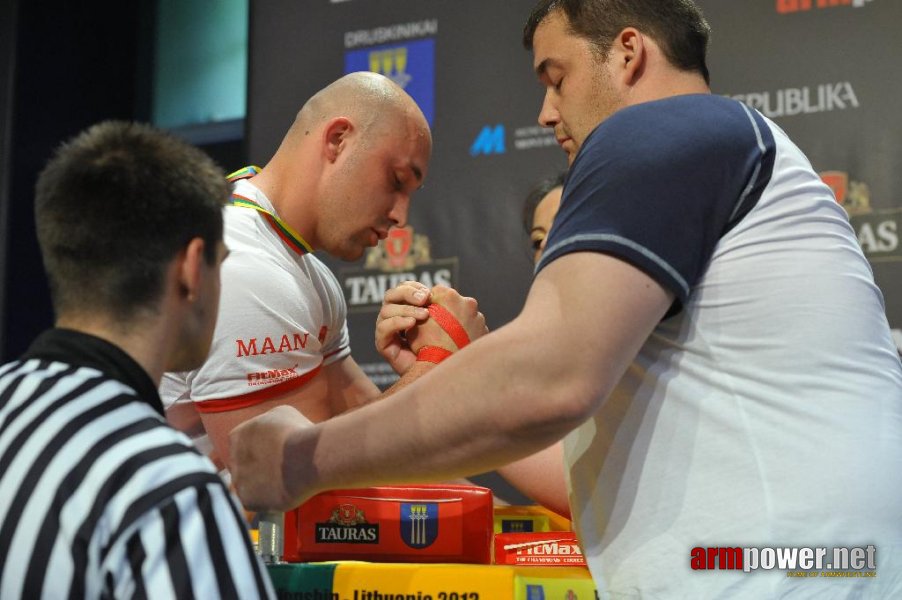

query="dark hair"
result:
[523,171,567,234]
[523,0,711,84]
[35,121,229,321]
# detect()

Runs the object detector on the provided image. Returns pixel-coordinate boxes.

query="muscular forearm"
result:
[379,360,436,397]
[285,318,589,502]
[496,443,570,518]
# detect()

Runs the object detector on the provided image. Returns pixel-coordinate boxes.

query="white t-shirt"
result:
[161,179,350,414]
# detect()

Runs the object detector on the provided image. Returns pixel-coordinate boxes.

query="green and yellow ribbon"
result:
[227,165,313,255]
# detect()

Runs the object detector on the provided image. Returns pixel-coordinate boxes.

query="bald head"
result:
[255,72,432,259]
[289,72,429,146]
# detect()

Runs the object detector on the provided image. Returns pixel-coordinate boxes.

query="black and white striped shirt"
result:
[0,329,274,599]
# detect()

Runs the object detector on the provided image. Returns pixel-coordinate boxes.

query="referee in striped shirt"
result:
[0,121,274,598]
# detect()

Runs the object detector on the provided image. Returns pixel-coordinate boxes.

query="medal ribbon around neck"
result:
[226,165,314,255]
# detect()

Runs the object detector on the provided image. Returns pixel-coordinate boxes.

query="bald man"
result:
[161,72,486,469]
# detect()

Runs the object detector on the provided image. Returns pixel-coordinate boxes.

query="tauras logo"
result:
[315,524,379,543]
[341,226,458,312]
[730,82,859,118]
[316,504,379,544]
[821,170,902,261]
[235,333,310,357]
[345,270,453,307]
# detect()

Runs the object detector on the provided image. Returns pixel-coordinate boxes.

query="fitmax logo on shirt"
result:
[247,365,299,386]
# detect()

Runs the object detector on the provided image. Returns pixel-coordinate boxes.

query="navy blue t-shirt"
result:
[536,94,776,314]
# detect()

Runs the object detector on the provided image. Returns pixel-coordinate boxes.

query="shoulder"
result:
[301,254,346,302]
[579,95,766,166]
[0,360,142,417]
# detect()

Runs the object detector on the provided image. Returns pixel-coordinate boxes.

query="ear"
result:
[175,237,206,303]
[613,27,645,85]
[322,117,353,163]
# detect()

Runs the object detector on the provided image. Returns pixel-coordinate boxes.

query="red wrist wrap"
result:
[417,346,453,364]
[427,303,471,349]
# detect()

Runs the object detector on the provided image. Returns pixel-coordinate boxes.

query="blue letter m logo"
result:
[470,124,505,155]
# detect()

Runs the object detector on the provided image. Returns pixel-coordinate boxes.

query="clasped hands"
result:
[375,281,488,374]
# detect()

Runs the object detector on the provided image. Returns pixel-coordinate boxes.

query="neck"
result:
[628,70,710,107]
[248,160,319,250]
[55,313,167,385]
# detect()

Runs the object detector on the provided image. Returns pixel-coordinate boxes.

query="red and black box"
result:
[283,484,494,564]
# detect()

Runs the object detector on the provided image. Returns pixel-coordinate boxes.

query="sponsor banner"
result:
[821,170,902,262]
[344,19,438,49]
[495,532,587,567]
[345,32,436,125]
[518,577,595,600]
[470,123,557,157]
[729,82,859,119]
[267,562,596,600]
[332,563,595,600]
[776,0,875,14]
[340,226,458,314]
[267,563,337,599]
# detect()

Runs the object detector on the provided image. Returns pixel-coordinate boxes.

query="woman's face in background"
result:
[530,186,562,264]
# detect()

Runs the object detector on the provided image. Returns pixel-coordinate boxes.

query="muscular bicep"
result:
[199,378,330,468]
[512,251,674,421]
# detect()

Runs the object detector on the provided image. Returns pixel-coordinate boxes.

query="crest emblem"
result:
[820,170,871,216]
[364,225,432,271]
[526,585,545,600]
[369,46,412,88]
[400,502,439,549]
[385,226,414,269]
[331,503,367,526]
[501,519,534,533]
[821,170,848,205]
